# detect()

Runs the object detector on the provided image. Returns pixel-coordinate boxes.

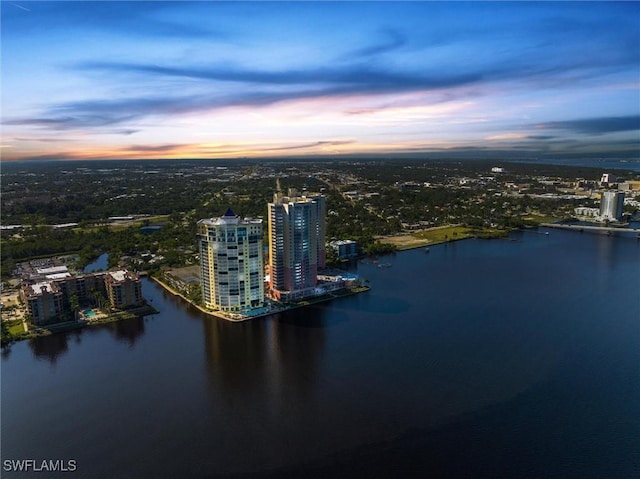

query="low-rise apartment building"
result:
[20,269,143,325]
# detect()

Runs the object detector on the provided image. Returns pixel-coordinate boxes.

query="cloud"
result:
[78,60,483,91]
[526,135,556,140]
[533,115,640,135]
[486,133,528,141]
[349,29,406,58]
[261,140,355,152]
[2,1,229,40]
[122,144,184,153]
[3,113,139,129]
[12,136,71,143]
[113,129,140,136]
[9,3,31,12]
[5,63,486,130]
[4,117,76,127]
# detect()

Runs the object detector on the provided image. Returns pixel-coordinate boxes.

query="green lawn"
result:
[412,225,475,243]
[522,214,560,225]
[380,225,510,250]
[6,319,25,335]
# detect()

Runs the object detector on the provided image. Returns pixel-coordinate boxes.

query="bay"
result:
[2,229,639,478]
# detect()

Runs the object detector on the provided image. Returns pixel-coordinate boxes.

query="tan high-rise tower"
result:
[197,208,264,312]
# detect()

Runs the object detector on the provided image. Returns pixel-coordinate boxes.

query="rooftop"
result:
[108,270,128,282]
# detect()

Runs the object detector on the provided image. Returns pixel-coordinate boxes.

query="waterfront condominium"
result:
[197,209,264,313]
[268,188,326,301]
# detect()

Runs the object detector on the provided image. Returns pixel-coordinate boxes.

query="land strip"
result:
[541,223,640,234]
[377,225,509,251]
[152,276,369,323]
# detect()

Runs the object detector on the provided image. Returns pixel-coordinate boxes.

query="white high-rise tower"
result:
[197,208,264,312]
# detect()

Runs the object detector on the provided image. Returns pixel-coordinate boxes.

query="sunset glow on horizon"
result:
[2,1,639,162]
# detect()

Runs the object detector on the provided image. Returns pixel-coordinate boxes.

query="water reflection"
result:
[271,307,327,401]
[201,306,327,403]
[28,334,69,364]
[594,234,639,291]
[107,316,146,347]
[23,316,147,365]
[202,316,271,394]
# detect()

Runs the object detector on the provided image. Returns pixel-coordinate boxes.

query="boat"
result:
[424,248,430,253]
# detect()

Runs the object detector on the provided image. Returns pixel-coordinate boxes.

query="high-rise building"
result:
[600,173,617,185]
[198,209,264,312]
[268,188,326,300]
[599,191,625,221]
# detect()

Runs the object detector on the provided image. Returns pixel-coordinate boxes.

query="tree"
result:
[70,293,80,321]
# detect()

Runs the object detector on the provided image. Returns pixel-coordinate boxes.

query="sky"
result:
[1,1,639,162]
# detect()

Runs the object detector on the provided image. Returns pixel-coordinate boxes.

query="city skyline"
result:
[2,1,639,162]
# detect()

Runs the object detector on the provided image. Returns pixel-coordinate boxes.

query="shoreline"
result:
[541,222,640,235]
[151,276,370,322]
[377,225,514,251]
[1,304,158,345]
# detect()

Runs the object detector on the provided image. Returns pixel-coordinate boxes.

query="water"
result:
[83,253,108,273]
[2,230,639,478]
[508,157,640,172]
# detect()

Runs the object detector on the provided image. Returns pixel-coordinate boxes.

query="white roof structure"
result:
[35,266,68,275]
[29,282,56,295]
[45,272,71,280]
[108,270,128,282]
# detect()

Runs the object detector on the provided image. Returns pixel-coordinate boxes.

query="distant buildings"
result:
[600,173,617,186]
[574,207,599,218]
[20,269,143,325]
[330,240,358,260]
[268,188,326,301]
[197,208,264,313]
[600,191,625,221]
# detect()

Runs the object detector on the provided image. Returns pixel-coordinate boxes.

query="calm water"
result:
[508,157,640,172]
[83,253,109,273]
[2,229,639,478]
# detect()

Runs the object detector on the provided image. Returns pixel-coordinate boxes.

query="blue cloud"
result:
[3,1,639,161]
[535,116,640,135]
[1,1,230,39]
[349,29,406,58]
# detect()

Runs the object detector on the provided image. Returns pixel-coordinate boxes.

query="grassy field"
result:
[522,214,560,225]
[379,225,508,250]
[5,319,25,335]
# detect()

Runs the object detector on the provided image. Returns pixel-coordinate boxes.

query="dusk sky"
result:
[2,1,639,161]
